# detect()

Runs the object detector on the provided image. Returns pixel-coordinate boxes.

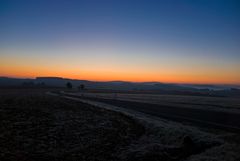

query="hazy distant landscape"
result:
[1,77,240,97]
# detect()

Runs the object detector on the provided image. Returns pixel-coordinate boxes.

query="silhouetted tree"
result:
[66,82,72,89]
[78,84,85,91]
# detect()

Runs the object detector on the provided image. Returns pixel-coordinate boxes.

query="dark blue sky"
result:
[0,0,240,83]
[1,0,239,48]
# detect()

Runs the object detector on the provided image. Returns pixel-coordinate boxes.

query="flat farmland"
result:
[73,92,240,113]
[1,89,240,161]
[62,92,240,133]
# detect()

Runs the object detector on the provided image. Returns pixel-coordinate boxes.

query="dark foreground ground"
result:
[0,89,239,161]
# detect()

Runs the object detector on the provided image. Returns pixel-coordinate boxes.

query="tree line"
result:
[66,82,85,90]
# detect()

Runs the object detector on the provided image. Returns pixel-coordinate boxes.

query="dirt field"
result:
[75,92,240,112]
[0,89,240,161]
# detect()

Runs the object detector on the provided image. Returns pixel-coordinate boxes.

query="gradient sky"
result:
[0,0,240,84]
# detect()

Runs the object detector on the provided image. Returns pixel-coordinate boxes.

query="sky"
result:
[0,0,240,84]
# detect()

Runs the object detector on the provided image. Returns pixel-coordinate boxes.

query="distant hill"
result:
[0,77,34,86]
[35,77,89,87]
[0,76,239,97]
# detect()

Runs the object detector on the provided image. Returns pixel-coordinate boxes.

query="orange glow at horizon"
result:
[1,0,240,86]
[1,48,240,85]
[1,65,240,85]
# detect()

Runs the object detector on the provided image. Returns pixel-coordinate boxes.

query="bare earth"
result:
[74,92,240,112]
[0,89,240,161]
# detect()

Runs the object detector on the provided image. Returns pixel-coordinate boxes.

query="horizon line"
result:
[1,75,240,86]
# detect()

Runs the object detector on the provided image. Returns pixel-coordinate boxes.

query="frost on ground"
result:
[71,92,240,113]
[61,92,240,161]
[0,90,239,161]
